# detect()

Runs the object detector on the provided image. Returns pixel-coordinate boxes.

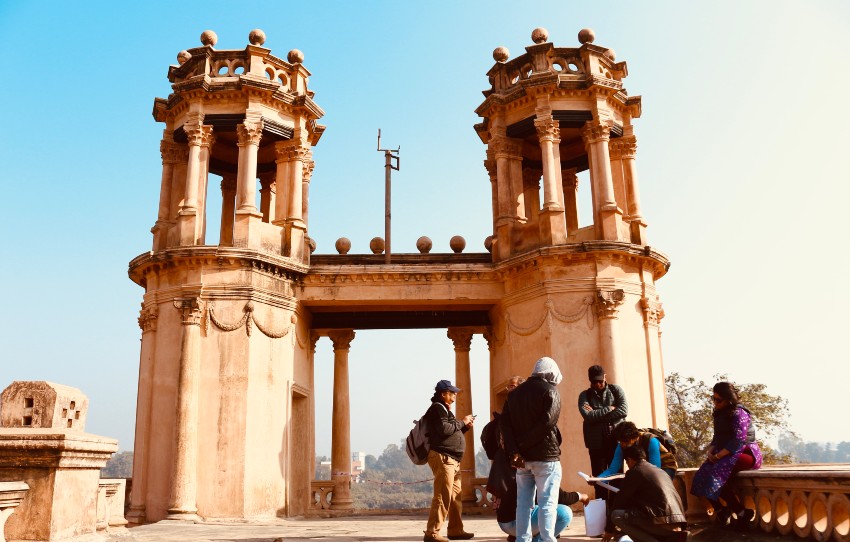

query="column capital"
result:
[482,328,495,350]
[640,297,665,327]
[138,304,158,333]
[309,332,321,354]
[259,176,276,192]
[237,120,263,147]
[595,288,625,319]
[581,121,612,145]
[183,119,214,148]
[522,167,542,186]
[489,134,522,159]
[303,159,315,183]
[447,327,474,352]
[328,329,355,351]
[221,177,237,192]
[160,140,187,164]
[173,297,203,326]
[562,168,579,188]
[534,117,561,143]
[609,136,637,160]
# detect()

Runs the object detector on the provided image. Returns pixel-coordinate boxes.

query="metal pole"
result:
[385,150,391,264]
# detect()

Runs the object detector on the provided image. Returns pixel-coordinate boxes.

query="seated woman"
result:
[691,381,762,528]
[596,422,678,480]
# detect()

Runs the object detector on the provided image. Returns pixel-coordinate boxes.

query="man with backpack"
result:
[423,380,475,542]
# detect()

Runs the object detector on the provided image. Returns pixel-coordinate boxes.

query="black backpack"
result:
[640,427,677,455]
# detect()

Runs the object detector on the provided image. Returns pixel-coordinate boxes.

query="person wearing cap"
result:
[500,357,563,542]
[578,364,628,499]
[423,380,475,542]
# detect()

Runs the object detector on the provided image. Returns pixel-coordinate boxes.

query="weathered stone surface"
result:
[0,381,88,431]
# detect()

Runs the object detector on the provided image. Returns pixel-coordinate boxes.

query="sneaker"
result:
[713,506,731,527]
[424,534,450,542]
[447,533,474,540]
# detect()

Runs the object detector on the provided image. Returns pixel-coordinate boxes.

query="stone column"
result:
[153,139,181,251]
[233,116,264,248]
[219,177,237,246]
[535,117,567,245]
[641,296,666,428]
[490,134,521,260]
[272,141,292,228]
[259,175,276,223]
[595,289,625,387]
[127,304,158,524]
[328,329,355,510]
[582,122,622,241]
[286,147,310,259]
[484,156,498,258]
[196,132,214,244]
[302,158,314,227]
[0,482,28,540]
[562,168,579,236]
[447,328,476,505]
[522,168,541,224]
[167,297,203,521]
[621,137,647,244]
[177,116,213,246]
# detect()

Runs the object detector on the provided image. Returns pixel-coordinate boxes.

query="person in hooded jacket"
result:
[691,381,762,529]
[500,357,563,542]
[423,379,475,542]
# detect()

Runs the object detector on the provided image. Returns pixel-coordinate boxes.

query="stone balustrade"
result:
[309,480,335,512]
[97,479,128,534]
[679,465,850,542]
[0,482,28,542]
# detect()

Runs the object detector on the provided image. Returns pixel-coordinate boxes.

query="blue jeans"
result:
[515,460,562,542]
[498,504,573,541]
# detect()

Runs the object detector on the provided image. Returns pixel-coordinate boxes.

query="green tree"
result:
[101,451,134,478]
[665,372,793,468]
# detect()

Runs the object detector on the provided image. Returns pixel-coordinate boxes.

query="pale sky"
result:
[1,1,848,458]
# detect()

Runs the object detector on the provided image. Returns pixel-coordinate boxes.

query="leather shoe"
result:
[664,530,690,542]
[447,532,474,540]
[423,534,450,542]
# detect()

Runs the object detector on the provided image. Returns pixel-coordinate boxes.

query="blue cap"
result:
[435,380,461,393]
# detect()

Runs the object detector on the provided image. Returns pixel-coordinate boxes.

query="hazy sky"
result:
[1,1,848,458]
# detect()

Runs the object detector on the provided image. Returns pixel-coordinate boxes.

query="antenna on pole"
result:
[377,129,400,264]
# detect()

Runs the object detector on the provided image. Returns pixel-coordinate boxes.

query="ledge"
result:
[0,430,117,469]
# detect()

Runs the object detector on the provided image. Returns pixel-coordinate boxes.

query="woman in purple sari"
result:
[691,382,762,528]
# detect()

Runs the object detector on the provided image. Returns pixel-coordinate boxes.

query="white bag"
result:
[584,498,607,537]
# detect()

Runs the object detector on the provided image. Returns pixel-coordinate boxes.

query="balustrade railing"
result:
[0,482,28,542]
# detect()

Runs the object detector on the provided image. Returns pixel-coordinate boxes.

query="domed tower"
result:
[477,29,670,479]
[127,30,324,523]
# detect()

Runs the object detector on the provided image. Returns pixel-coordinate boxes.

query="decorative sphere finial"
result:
[578,28,595,44]
[200,30,218,47]
[177,50,192,65]
[288,49,304,64]
[531,27,549,44]
[493,46,510,63]
[248,29,266,46]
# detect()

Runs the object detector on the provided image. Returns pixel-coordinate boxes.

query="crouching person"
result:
[496,485,589,542]
[604,446,689,542]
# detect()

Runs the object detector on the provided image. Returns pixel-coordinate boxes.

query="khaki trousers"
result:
[425,449,464,536]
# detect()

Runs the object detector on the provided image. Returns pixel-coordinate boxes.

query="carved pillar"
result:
[484,155,498,254]
[522,168,541,223]
[641,295,666,428]
[595,289,625,386]
[621,137,646,244]
[562,168,580,236]
[273,141,292,228]
[302,158,314,227]
[219,177,237,246]
[167,297,203,521]
[178,116,213,245]
[127,304,158,524]
[153,139,181,251]
[582,122,623,240]
[234,115,264,249]
[535,117,567,245]
[491,134,521,260]
[447,327,476,504]
[328,329,355,510]
[259,175,276,223]
[196,131,214,244]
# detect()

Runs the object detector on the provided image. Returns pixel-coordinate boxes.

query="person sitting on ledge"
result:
[595,421,678,481]
[604,445,689,542]
[690,381,762,529]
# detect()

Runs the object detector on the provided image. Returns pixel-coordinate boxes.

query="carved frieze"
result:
[595,288,625,319]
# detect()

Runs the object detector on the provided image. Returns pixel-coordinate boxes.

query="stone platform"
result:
[107,514,798,542]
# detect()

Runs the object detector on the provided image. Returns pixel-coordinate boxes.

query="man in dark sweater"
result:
[604,446,689,542]
[424,380,475,542]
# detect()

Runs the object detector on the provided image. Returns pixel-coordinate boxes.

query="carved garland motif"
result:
[206,301,295,339]
[496,296,596,343]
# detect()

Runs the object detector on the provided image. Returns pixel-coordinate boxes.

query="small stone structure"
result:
[0,381,120,541]
[0,381,88,430]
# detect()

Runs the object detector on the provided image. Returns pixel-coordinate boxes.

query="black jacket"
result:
[611,459,686,525]
[425,395,469,461]
[500,376,561,462]
[577,383,628,450]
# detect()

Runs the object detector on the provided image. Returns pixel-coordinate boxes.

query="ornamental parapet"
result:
[678,465,850,542]
[0,482,28,542]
